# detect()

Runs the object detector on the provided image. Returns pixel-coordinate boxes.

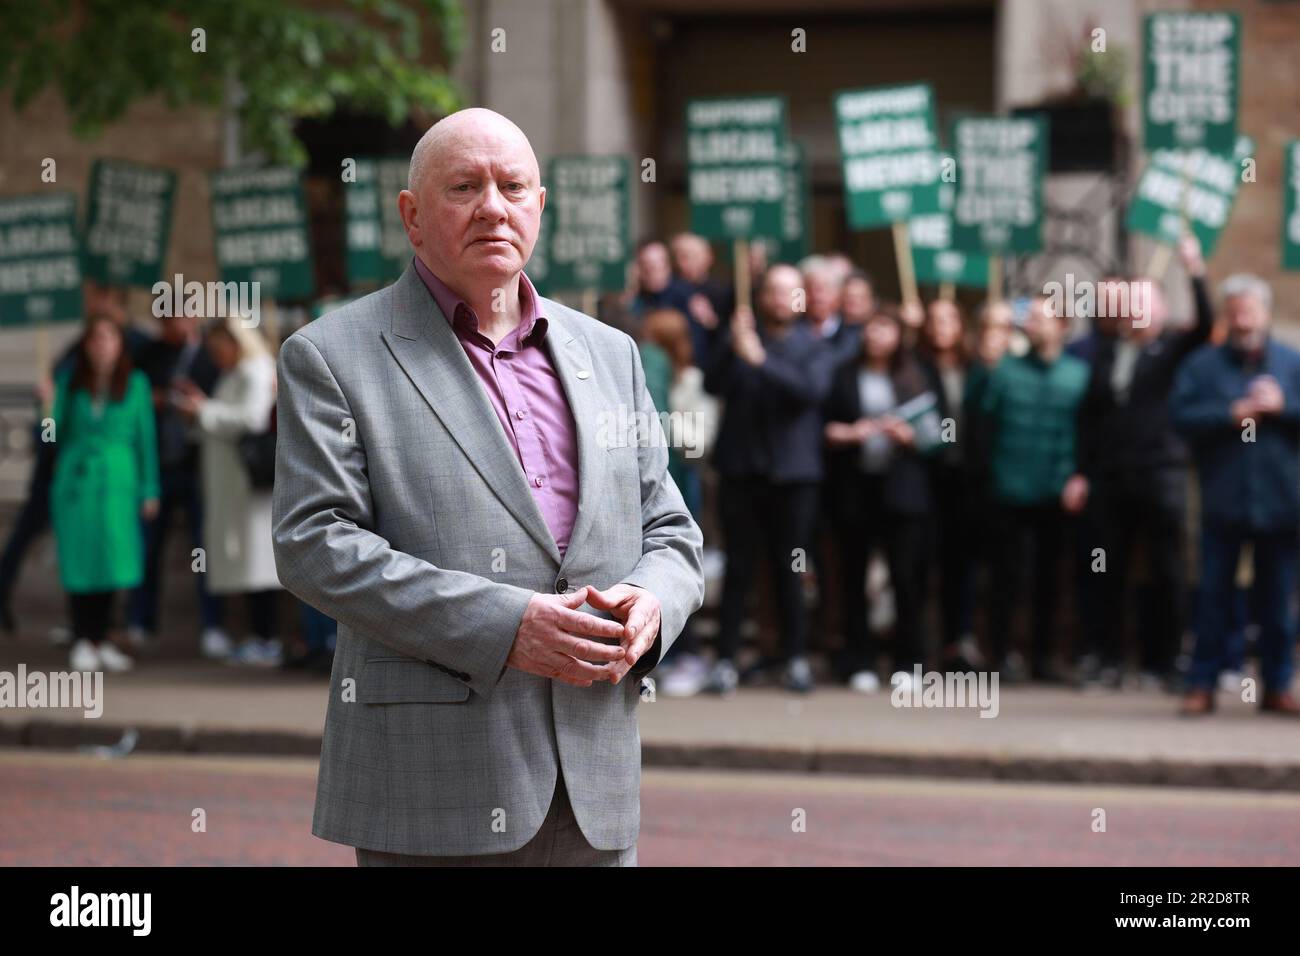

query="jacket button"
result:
[555,577,568,593]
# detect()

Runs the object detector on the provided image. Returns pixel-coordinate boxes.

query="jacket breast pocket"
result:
[358,657,471,704]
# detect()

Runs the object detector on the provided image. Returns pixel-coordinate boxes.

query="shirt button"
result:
[516,409,526,420]
[534,476,544,487]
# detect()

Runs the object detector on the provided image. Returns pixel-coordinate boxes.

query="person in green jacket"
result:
[50,315,160,673]
[976,296,1089,683]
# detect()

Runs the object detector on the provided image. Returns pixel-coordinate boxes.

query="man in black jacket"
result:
[1075,237,1213,687]
[703,264,835,694]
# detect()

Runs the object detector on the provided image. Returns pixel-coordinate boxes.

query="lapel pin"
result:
[576,369,590,380]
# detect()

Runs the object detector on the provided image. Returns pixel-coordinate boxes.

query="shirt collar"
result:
[412,256,547,346]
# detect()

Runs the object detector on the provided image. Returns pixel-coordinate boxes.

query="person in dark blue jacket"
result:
[627,239,703,361]
[702,263,835,694]
[1170,273,1300,716]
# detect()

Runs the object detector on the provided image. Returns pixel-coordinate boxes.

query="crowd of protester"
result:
[613,232,1300,717]
[3,231,1298,718]
[0,282,336,674]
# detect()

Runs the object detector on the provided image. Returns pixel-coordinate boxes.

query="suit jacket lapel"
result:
[381,264,561,564]
[542,301,608,570]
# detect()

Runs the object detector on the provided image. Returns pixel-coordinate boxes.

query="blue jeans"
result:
[1189,525,1297,693]
[127,465,224,635]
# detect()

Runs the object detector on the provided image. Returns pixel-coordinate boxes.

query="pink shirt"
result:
[413,257,580,555]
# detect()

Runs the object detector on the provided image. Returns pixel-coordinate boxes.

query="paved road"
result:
[3,750,1298,866]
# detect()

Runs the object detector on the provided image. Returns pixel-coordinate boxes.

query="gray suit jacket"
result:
[272,264,705,856]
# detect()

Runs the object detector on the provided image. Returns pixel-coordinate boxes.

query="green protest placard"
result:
[1143,12,1240,154]
[83,159,176,288]
[910,160,988,288]
[345,157,409,287]
[834,83,941,228]
[543,155,629,293]
[1283,141,1300,271]
[777,141,811,264]
[1125,134,1252,258]
[0,193,83,328]
[686,95,787,240]
[210,167,314,300]
[950,115,1048,255]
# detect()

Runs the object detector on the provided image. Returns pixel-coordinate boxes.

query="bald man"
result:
[669,231,733,363]
[272,108,704,865]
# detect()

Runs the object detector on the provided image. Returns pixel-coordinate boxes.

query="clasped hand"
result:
[507,584,661,687]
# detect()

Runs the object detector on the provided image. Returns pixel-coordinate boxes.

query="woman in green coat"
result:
[50,315,159,673]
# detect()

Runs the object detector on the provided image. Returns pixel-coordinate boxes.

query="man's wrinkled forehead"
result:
[433,132,538,180]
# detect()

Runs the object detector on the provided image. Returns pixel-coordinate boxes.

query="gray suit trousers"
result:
[354,772,637,867]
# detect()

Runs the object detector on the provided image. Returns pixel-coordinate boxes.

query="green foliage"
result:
[1076,39,1130,108]
[0,0,464,165]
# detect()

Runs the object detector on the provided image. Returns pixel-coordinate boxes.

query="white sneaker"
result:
[702,659,739,697]
[70,640,100,672]
[200,628,234,660]
[660,653,709,698]
[97,643,135,672]
[849,670,881,694]
[1218,669,1244,694]
[227,637,284,667]
[49,625,74,647]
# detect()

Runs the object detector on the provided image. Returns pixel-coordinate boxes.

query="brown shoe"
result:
[1260,691,1300,715]
[1179,689,1216,716]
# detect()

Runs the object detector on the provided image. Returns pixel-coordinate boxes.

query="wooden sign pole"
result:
[988,256,1004,304]
[939,281,956,303]
[262,300,281,354]
[1146,242,1173,279]
[891,221,919,307]
[733,238,751,313]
